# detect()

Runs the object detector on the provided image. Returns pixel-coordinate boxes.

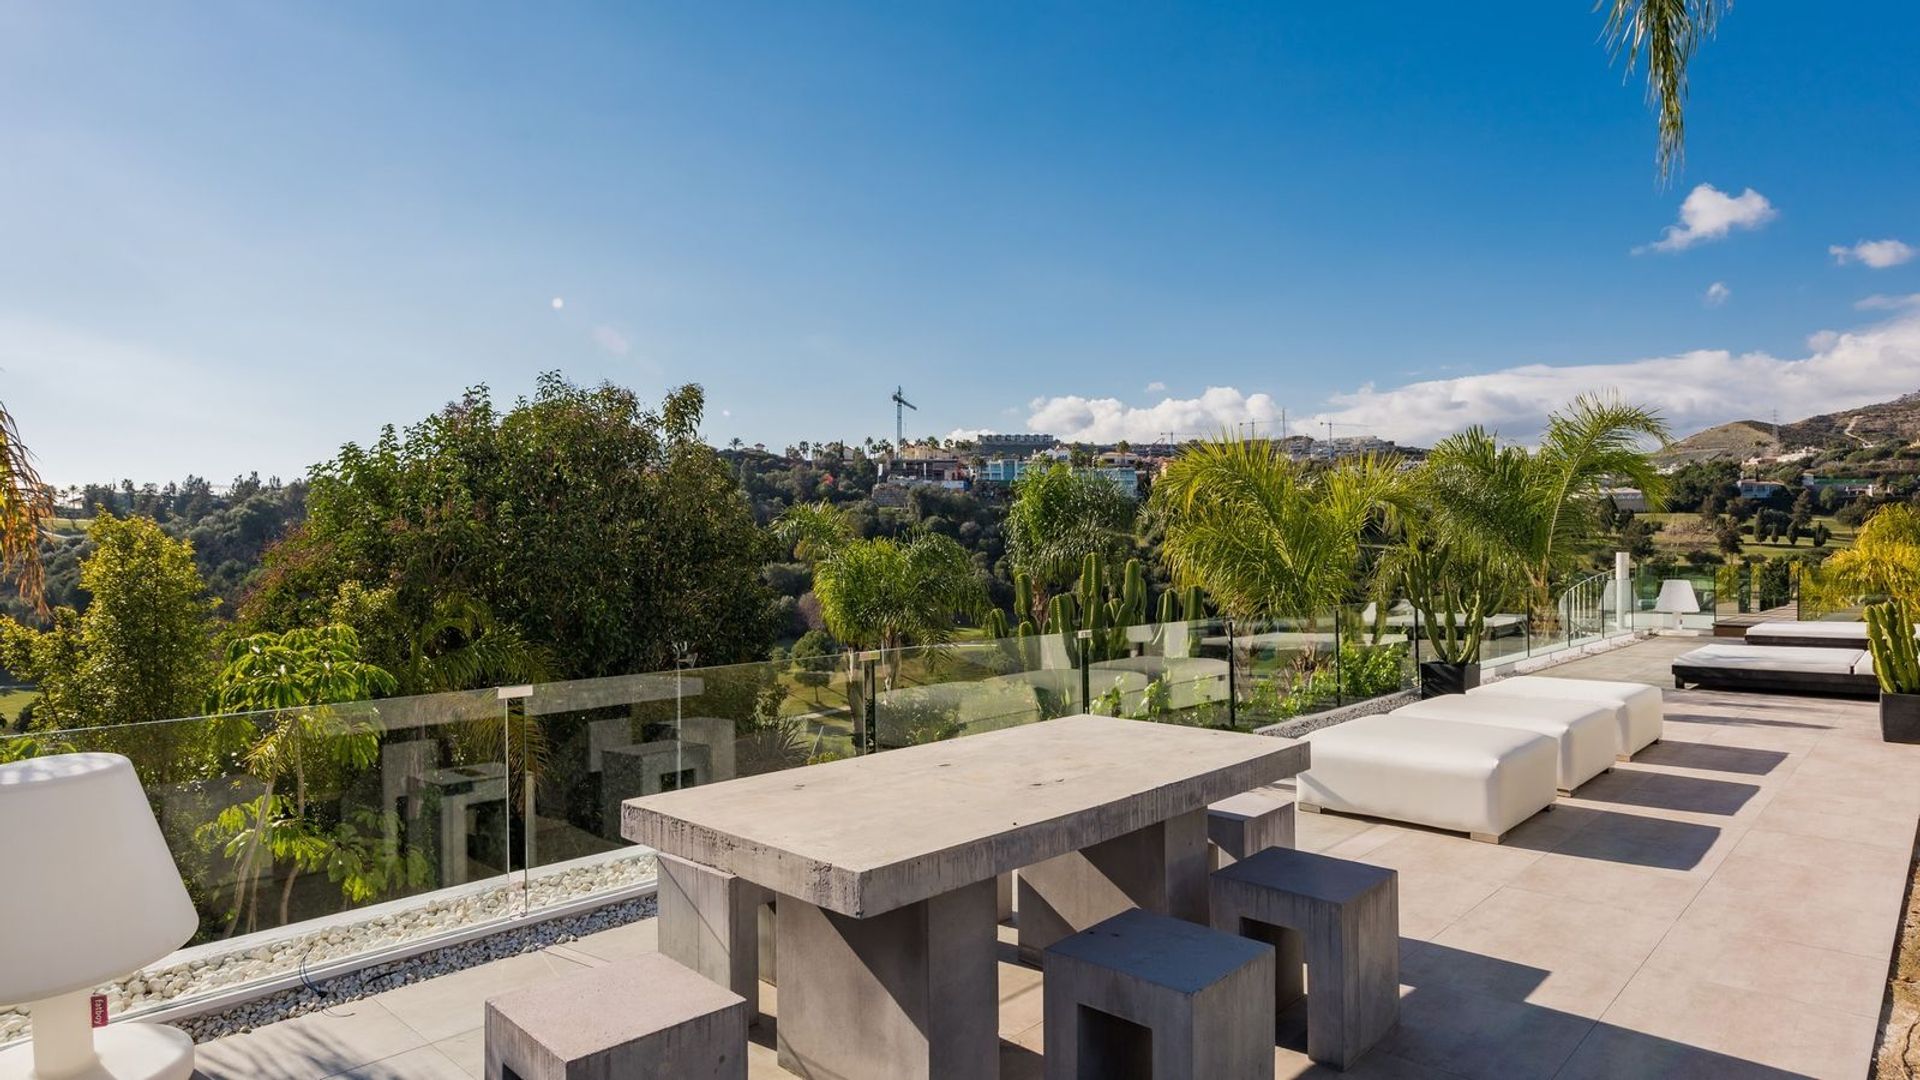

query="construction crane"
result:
[890,385,917,449]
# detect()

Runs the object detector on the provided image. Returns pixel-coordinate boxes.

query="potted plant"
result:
[1382,532,1510,698]
[1865,600,1920,743]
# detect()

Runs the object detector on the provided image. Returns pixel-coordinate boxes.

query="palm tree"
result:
[774,503,986,675]
[1824,505,1920,606]
[1151,439,1402,625]
[1422,394,1670,623]
[0,400,53,613]
[1005,461,1136,614]
[1600,0,1731,181]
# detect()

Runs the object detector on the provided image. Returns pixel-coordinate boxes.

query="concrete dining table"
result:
[622,713,1309,1080]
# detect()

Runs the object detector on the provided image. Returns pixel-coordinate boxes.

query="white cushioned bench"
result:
[1468,675,1664,759]
[1297,714,1557,844]
[1391,694,1617,794]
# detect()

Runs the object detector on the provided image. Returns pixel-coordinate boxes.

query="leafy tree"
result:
[242,376,776,682]
[1005,462,1134,613]
[1152,439,1399,624]
[1619,515,1659,560]
[1716,516,1744,556]
[788,628,837,702]
[0,513,217,732]
[202,625,421,932]
[1790,489,1816,532]
[0,400,53,613]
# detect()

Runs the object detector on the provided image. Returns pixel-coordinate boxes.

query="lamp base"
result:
[0,1024,193,1080]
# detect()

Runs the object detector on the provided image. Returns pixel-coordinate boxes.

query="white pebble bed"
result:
[0,852,658,1045]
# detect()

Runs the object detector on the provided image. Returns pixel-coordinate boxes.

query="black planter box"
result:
[1419,661,1482,698]
[1881,692,1920,744]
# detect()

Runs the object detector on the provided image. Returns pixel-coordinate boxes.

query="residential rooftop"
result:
[177,636,1919,1079]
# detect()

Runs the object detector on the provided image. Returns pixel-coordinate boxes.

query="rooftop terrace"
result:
[175,636,1919,1079]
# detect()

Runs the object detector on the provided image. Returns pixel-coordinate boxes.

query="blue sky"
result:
[3,2,1917,484]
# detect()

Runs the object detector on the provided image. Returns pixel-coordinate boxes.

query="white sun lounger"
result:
[1390,694,1617,794]
[1468,675,1664,759]
[1297,714,1558,843]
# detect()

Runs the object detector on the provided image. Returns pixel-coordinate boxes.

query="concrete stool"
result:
[483,953,748,1079]
[658,853,775,1002]
[1207,788,1296,870]
[1211,847,1398,1071]
[1043,908,1275,1080]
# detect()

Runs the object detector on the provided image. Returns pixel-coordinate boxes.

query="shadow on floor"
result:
[1380,940,1815,1079]
[1549,809,1722,871]
[1584,772,1761,817]
[1626,741,1789,776]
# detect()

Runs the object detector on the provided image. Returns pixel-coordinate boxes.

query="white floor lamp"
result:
[0,753,198,1080]
[1653,578,1702,633]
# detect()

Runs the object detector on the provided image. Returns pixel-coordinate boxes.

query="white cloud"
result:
[1144,380,1168,393]
[1001,310,1920,448]
[1857,293,1920,311]
[1830,239,1915,269]
[977,386,1286,444]
[592,325,631,356]
[1638,184,1777,253]
[550,297,565,310]
[1704,282,1731,307]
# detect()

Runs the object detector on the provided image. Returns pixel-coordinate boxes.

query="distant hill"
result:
[1657,392,1920,464]
[1656,420,1781,465]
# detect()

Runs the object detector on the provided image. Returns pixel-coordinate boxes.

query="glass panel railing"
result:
[1099,617,1232,727]
[0,689,512,1027]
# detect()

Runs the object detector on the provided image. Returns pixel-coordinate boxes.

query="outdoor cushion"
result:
[1744,621,1870,649]
[1669,643,1879,699]
[1677,643,1865,673]
[1296,714,1557,842]
[1468,675,1664,757]
[1390,694,1616,793]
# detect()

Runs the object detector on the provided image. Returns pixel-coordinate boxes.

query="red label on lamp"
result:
[90,995,108,1027]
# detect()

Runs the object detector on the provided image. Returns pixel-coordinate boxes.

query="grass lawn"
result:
[1639,512,1855,555]
[0,687,40,725]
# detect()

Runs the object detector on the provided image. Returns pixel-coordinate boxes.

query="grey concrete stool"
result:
[1043,907,1275,1080]
[1211,847,1398,1071]
[1207,788,1297,870]
[483,953,748,1079]
[658,852,775,1002]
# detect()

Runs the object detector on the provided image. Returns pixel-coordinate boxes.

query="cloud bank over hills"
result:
[965,309,1920,447]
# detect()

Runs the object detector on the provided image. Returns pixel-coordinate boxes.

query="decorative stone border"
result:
[175,894,657,1042]
[0,850,659,1046]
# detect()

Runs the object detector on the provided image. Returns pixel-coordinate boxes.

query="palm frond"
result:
[0,400,54,615]
[1599,0,1730,182]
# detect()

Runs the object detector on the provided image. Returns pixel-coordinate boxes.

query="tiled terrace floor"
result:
[191,636,1919,1079]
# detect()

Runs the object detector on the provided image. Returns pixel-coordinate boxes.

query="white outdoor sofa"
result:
[1390,694,1617,794]
[1468,675,1664,759]
[1296,714,1558,843]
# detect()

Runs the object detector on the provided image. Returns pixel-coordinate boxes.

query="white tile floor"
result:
[189,638,1918,1079]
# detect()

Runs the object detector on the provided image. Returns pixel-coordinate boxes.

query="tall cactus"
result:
[983,607,1009,641]
[1866,601,1920,695]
